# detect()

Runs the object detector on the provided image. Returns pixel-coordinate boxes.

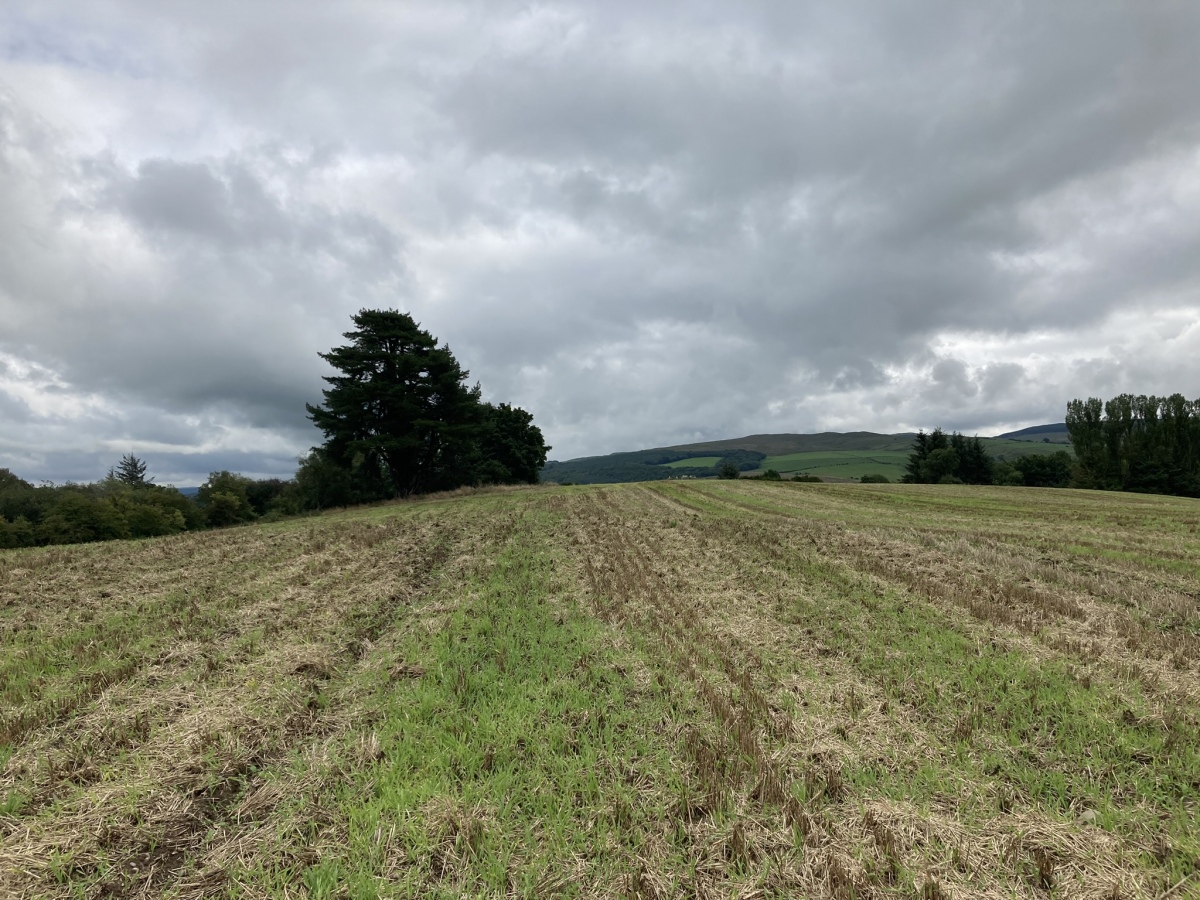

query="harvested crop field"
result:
[1,482,1198,899]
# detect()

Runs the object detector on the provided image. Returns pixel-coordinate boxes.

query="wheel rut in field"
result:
[567,490,875,897]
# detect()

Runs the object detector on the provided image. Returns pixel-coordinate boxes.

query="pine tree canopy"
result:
[305,309,548,499]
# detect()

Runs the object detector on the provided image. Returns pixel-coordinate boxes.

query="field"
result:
[749,451,911,481]
[2,482,1198,899]
[749,442,1073,482]
[659,457,723,469]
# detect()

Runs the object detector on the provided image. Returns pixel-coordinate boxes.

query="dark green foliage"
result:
[719,462,741,479]
[953,432,995,485]
[903,429,994,484]
[476,403,550,485]
[720,450,771,472]
[0,514,34,548]
[306,310,548,500]
[307,310,481,498]
[196,472,256,527]
[294,450,360,510]
[760,468,782,481]
[1067,394,1200,497]
[0,464,201,547]
[35,492,129,543]
[1009,451,1074,488]
[791,474,822,482]
[244,478,295,516]
[112,454,149,486]
[859,473,890,483]
[991,462,1026,486]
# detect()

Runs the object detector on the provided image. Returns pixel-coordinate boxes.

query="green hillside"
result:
[542,430,1073,485]
[666,431,917,455]
[748,450,911,481]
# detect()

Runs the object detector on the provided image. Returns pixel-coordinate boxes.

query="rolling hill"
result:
[541,427,1072,484]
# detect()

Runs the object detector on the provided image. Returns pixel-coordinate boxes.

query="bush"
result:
[36,492,130,544]
[937,474,965,485]
[0,515,35,548]
[993,462,1025,486]
[197,472,256,525]
[859,473,890,483]
[791,474,822,483]
[761,469,782,481]
[719,463,741,480]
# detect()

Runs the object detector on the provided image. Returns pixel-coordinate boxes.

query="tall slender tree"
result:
[112,454,149,487]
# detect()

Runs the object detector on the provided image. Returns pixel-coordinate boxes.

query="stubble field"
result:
[1,481,1198,899]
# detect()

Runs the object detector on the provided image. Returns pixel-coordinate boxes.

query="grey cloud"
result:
[1,1,1199,476]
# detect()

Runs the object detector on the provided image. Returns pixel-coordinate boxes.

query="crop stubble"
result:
[1,482,1197,898]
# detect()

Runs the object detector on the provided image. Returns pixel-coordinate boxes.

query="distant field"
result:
[984,437,1074,457]
[750,450,911,481]
[2,482,1196,898]
[659,456,722,468]
[750,441,1071,482]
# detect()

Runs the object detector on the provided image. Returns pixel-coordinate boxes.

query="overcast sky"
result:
[2,2,1198,485]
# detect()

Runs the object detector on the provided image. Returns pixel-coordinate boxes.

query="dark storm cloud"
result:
[1,1,1199,481]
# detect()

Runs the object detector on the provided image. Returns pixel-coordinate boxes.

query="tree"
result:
[306,310,549,499]
[1012,451,1073,488]
[475,403,550,484]
[113,454,150,487]
[294,450,358,510]
[1067,393,1200,496]
[904,429,993,484]
[307,310,484,498]
[760,469,782,481]
[903,429,948,483]
[719,463,741,479]
[196,471,255,526]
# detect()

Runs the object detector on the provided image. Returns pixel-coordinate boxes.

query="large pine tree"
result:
[306,310,483,497]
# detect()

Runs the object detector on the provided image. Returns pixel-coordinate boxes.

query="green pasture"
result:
[749,450,910,481]
[982,437,1073,457]
[658,456,722,469]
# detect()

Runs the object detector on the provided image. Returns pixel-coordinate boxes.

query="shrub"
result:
[761,469,782,481]
[719,463,741,480]
[937,474,965,485]
[859,473,890,483]
[791,474,822,483]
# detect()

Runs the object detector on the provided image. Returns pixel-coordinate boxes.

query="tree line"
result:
[904,392,1200,497]
[902,432,1080,494]
[1067,394,1200,497]
[902,429,1074,487]
[0,460,293,548]
[1,310,550,548]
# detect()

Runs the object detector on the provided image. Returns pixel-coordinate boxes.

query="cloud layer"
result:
[2,1,1198,483]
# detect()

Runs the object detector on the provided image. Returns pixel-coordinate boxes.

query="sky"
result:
[1,2,1199,485]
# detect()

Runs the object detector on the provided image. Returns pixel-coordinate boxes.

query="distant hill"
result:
[542,427,1071,485]
[659,431,918,455]
[995,422,1071,443]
